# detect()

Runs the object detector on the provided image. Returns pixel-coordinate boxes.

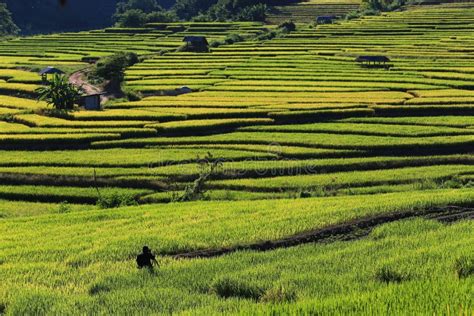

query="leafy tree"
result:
[173,0,217,20]
[115,9,149,27]
[113,0,177,27]
[360,0,405,12]
[115,0,162,14]
[0,3,20,36]
[95,52,139,82]
[235,3,266,21]
[175,0,268,22]
[35,74,81,111]
[146,10,178,23]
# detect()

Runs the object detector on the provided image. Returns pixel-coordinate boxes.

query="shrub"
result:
[97,191,138,209]
[278,21,296,33]
[260,285,297,303]
[123,87,142,101]
[210,276,265,300]
[345,11,361,20]
[257,31,277,41]
[299,191,312,198]
[57,201,71,214]
[441,176,464,189]
[454,256,474,279]
[412,179,438,190]
[224,34,244,45]
[95,52,139,82]
[209,40,223,48]
[375,265,409,283]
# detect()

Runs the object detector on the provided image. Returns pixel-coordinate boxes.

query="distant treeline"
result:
[0,0,304,34]
[114,0,305,27]
[1,0,401,34]
[1,0,174,34]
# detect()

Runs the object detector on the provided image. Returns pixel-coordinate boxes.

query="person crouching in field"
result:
[137,246,159,271]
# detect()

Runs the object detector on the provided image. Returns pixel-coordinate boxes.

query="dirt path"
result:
[69,68,102,94]
[69,68,111,103]
[172,205,473,260]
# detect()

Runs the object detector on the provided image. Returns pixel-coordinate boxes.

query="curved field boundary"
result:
[173,205,473,259]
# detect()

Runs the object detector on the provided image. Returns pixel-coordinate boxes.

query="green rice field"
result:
[0,2,473,314]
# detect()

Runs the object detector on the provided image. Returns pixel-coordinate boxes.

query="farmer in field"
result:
[137,246,159,270]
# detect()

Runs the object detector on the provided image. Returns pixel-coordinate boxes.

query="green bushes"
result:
[375,265,410,283]
[0,3,20,36]
[94,52,139,82]
[278,21,296,33]
[453,256,474,279]
[268,108,375,123]
[210,276,265,300]
[113,0,177,27]
[210,277,296,303]
[97,190,139,209]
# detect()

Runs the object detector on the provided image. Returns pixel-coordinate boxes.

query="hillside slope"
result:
[4,0,119,34]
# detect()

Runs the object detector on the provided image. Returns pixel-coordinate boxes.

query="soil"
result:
[69,68,124,103]
[171,205,474,260]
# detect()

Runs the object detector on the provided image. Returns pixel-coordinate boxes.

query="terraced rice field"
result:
[0,3,473,314]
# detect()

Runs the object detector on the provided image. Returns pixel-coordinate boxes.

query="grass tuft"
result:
[374,265,409,283]
[454,256,474,279]
[210,276,265,300]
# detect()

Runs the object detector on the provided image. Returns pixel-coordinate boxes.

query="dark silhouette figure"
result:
[137,246,159,270]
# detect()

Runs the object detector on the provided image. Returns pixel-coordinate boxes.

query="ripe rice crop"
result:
[343,116,474,128]
[212,164,474,191]
[91,132,474,153]
[148,118,274,134]
[0,184,151,204]
[14,114,156,128]
[0,95,47,110]
[242,122,474,137]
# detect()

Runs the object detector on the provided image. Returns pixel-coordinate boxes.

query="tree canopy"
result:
[114,0,177,27]
[0,3,20,36]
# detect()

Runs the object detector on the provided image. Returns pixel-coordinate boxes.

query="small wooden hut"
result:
[316,16,336,24]
[79,93,106,111]
[182,36,209,52]
[39,66,64,83]
[355,56,392,68]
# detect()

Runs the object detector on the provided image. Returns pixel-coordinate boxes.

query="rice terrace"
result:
[0,0,473,314]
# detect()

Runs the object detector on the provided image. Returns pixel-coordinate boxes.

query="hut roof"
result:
[355,56,391,63]
[183,36,209,45]
[317,15,336,20]
[39,66,65,75]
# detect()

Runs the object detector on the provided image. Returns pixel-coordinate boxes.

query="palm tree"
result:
[36,74,81,111]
